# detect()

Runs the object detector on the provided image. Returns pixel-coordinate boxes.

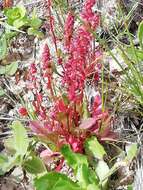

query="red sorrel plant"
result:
[19,0,115,157]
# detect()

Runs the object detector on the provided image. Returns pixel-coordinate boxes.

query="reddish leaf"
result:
[79,117,97,129]
[29,121,50,136]
[40,148,60,165]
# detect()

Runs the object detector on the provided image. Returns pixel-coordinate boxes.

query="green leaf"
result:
[11,121,29,156]
[0,121,29,175]
[27,28,44,38]
[138,21,143,49]
[1,154,20,175]
[5,6,26,25]
[1,22,25,33]
[5,62,18,75]
[24,155,46,174]
[18,6,26,18]
[125,143,138,162]
[0,154,8,164]
[34,172,82,190]
[127,185,133,190]
[126,47,143,62]
[61,146,100,189]
[88,169,99,185]
[13,17,28,29]
[4,137,16,154]
[61,145,100,189]
[61,145,88,170]
[30,18,42,29]
[76,164,90,188]
[0,62,18,76]
[62,93,69,105]
[0,87,5,96]
[85,137,106,159]
[5,31,17,40]
[0,66,5,75]
[0,35,7,60]
[32,8,37,19]
[87,184,100,190]
[53,0,68,12]
[95,160,109,188]
[4,8,20,24]
[0,154,8,175]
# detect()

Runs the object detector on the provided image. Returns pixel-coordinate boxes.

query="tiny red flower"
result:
[30,63,37,74]
[19,107,28,116]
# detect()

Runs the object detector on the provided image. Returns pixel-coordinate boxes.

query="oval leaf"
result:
[79,118,97,130]
[61,145,88,170]
[0,62,18,76]
[34,172,82,190]
[24,155,46,174]
[125,143,138,162]
[5,62,18,75]
[85,137,106,159]
[11,121,29,156]
[95,160,109,188]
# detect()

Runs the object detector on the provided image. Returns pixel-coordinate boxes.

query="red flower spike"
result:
[64,11,75,50]
[42,44,51,69]
[63,0,100,104]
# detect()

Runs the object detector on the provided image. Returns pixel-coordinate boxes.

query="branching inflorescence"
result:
[19,0,115,155]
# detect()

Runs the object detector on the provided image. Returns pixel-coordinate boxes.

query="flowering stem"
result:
[101,62,105,112]
[48,0,58,54]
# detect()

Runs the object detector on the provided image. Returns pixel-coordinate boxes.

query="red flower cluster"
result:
[18,0,116,159]
[63,0,100,103]
[26,44,53,120]
[27,64,47,120]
